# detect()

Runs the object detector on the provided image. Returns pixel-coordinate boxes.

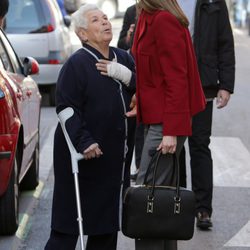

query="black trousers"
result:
[44,230,118,250]
[179,101,213,216]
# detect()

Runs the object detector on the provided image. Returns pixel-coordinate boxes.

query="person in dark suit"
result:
[117,4,136,50]
[0,0,9,28]
[178,0,235,230]
[44,4,136,250]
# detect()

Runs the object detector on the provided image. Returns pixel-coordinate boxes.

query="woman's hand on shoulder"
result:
[83,143,103,160]
[157,136,177,154]
[96,59,132,86]
[96,59,109,76]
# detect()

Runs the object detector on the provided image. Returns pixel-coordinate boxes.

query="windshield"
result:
[5,0,49,34]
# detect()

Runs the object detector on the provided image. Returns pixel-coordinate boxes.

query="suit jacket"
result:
[132,10,206,136]
[194,0,235,98]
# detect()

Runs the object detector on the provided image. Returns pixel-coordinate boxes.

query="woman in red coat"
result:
[131,0,206,248]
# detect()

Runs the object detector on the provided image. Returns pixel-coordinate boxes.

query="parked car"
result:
[0,28,41,235]
[64,0,135,19]
[5,0,72,106]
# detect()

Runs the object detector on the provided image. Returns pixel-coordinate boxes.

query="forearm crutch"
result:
[58,107,85,250]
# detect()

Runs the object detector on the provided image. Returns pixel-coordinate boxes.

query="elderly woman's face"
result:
[83,10,113,45]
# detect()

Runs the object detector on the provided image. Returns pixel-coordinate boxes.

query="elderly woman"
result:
[44,4,136,250]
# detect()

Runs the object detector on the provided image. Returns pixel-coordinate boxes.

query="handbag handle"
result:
[144,151,181,215]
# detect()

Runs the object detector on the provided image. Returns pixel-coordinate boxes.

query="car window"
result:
[0,40,14,73]
[0,32,22,74]
[5,0,47,34]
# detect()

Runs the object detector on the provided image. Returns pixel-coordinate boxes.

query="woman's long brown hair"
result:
[136,0,189,27]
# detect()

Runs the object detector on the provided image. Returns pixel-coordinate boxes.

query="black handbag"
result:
[122,151,195,240]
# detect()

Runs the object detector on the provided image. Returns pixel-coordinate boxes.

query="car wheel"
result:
[100,0,117,19]
[0,156,19,235]
[49,85,56,107]
[20,143,39,190]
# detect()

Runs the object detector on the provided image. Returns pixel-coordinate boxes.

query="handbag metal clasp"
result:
[147,195,154,214]
[174,197,181,214]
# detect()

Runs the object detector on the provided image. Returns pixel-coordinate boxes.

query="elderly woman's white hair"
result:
[72,4,100,31]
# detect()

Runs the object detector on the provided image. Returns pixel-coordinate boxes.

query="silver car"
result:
[5,0,72,105]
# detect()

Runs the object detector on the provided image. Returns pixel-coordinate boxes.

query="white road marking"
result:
[211,137,250,187]
[233,28,245,35]
[211,137,250,248]
[224,220,250,247]
[16,214,30,240]
[33,181,44,199]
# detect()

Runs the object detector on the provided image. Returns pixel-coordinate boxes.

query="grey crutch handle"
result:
[58,107,84,173]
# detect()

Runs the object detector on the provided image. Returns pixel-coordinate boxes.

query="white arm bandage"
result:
[106,61,132,86]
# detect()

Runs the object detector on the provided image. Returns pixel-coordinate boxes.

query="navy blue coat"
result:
[51,44,136,235]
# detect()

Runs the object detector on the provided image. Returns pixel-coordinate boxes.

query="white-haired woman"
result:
[44,4,136,250]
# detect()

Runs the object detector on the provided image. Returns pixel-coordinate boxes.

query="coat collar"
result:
[199,0,221,5]
[136,10,160,44]
[198,0,221,13]
[82,43,115,61]
[142,9,161,25]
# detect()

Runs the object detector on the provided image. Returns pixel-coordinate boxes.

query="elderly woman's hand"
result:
[96,59,109,75]
[96,59,132,86]
[83,143,103,160]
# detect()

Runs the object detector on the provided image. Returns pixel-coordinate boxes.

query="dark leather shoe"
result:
[196,212,213,230]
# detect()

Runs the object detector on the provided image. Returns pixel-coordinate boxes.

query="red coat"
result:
[132,10,206,136]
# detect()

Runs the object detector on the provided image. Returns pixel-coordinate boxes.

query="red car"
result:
[0,29,41,235]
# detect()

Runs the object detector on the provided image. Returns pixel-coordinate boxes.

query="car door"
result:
[0,31,32,173]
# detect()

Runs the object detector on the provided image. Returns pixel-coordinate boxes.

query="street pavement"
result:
[0,19,250,250]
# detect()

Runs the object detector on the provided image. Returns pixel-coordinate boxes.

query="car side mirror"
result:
[23,57,39,76]
[63,15,71,27]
